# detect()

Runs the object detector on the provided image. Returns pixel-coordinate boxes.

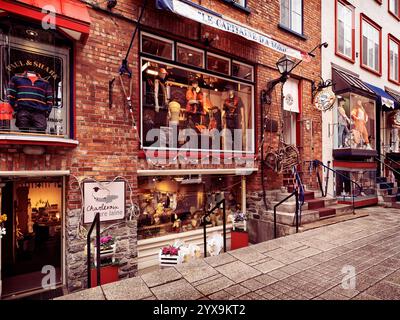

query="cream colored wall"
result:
[28,186,62,209]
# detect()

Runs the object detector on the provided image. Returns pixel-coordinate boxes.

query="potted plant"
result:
[159,244,183,267]
[90,235,119,286]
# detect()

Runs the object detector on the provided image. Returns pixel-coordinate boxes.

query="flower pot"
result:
[90,265,119,287]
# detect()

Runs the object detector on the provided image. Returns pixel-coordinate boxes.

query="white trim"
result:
[0,135,79,146]
[137,168,258,176]
[140,31,175,60]
[0,170,70,177]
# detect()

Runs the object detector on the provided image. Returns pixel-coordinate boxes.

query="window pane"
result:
[177,44,204,68]
[362,20,380,71]
[280,0,290,28]
[142,34,173,59]
[337,2,353,58]
[390,40,399,81]
[141,59,254,152]
[207,54,230,75]
[137,175,243,240]
[292,12,302,34]
[232,61,254,81]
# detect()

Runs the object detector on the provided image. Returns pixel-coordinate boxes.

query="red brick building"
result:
[0,0,321,297]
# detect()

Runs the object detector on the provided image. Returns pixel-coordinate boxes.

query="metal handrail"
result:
[203,199,226,258]
[87,212,101,288]
[293,166,304,226]
[306,160,362,214]
[376,155,400,178]
[273,189,299,239]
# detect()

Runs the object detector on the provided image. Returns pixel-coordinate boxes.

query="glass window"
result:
[141,33,174,60]
[207,53,230,75]
[177,43,204,68]
[232,61,254,81]
[389,0,400,18]
[334,93,376,150]
[336,0,353,60]
[280,0,303,34]
[137,175,242,240]
[361,17,381,73]
[389,37,400,83]
[141,58,254,153]
[335,169,377,200]
[1,29,70,137]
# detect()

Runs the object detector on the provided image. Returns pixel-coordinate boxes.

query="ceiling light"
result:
[146,69,159,76]
[26,29,38,37]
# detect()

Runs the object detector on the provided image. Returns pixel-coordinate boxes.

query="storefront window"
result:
[0,22,71,137]
[335,169,377,200]
[177,43,204,68]
[137,176,242,240]
[334,93,376,150]
[141,33,174,60]
[141,57,254,153]
[232,61,254,81]
[207,53,230,75]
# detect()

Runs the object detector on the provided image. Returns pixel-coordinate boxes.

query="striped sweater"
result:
[7,72,53,113]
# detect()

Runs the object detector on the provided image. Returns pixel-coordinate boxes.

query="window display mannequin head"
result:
[158,68,168,80]
[351,99,371,149]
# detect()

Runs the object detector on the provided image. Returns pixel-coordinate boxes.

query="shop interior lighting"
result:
[26,29,38,37]
[180,175,202,184]
[146,69,159,76]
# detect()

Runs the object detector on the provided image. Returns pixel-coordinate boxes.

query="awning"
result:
[156,0,309,61]
[365,83,396,110]
[332,67,376,99]
[385,87,400,109]
[0,0,91,42]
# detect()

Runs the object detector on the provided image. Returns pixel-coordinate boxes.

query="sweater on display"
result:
[7,72,53,113]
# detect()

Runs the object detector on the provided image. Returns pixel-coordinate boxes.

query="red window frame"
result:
[388,34,400,84]
[360,13,382,76]
[335,0,355,63]
[389,0,400,20]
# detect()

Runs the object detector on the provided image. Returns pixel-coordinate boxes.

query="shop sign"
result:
[157,0,309,61]
[314,87,336,112]
[83,181,126,224]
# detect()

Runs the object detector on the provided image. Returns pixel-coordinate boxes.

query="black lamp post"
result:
[276,55,296,80]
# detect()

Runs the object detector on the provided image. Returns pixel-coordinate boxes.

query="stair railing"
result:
[375,155,400,179]
[274,188,299,239]
[293,166,305,226]
[87,212,101,288]
[203,199,226,258]
[306,160,362,214]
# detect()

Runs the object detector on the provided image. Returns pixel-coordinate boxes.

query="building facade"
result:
[322,0,400,206]
[0,0,321,298]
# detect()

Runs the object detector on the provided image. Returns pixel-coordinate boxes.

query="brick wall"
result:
[0,0,322,292]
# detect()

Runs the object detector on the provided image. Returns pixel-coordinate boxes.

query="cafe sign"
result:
[83,181,126,223]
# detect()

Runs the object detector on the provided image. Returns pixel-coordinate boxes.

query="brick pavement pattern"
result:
[57,207,400,300]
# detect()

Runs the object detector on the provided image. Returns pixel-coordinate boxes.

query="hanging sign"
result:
[157,0,309,61]
[314,87,336,112]
[83,181,126,223]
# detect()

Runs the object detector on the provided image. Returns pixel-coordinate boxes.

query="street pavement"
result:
[57,206,400,300]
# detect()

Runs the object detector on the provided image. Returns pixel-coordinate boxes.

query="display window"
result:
[141,32,174,60]
[140,58,254,153]
[137,175,242,240]
[334,93,376,150]
[207,53,231,75]
[0,20,72,137]
[232,61,254,82]
[335,169,377,200]
[177,43,204,68]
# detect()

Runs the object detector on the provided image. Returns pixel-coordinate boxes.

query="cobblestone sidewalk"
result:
[57,207,400,300]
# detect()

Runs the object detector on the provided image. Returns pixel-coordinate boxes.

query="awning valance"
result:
[385,87,400,109]
[365,83,396,110]
[332,67,376,99]
[0,0,91,42]
[156,0,309,61]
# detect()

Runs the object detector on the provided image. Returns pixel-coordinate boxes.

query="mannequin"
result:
[223,87,244,149]
[154,68,169,112]
[186,79,203,125]
[351,100,371,149]
[7,70,53,133]
[337,99,351,148]
[168,100,181,126]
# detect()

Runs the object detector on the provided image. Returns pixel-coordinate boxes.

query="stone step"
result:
[383,195,398,203]
[307,199,325,210]
[328,203,354,216]
[376,176,388,184]
[317,207,336,219]
[377,187,398,196]
[304,191,315,201]
[377,182,394,189]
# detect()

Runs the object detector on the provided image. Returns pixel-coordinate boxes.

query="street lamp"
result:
[276,55,295,77]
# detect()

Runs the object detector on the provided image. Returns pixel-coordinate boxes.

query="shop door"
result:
[283,111,297,145]
[0,179,63,299]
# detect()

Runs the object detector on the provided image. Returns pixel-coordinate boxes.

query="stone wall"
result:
[65,208,137,292]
